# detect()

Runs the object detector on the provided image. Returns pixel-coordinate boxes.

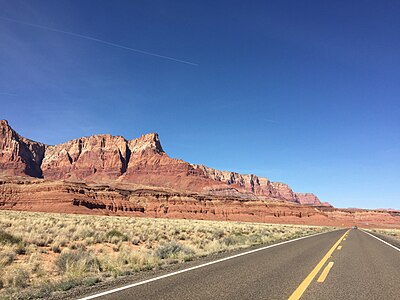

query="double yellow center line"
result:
[288,229,350,300]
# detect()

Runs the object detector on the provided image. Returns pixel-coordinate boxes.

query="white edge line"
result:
[361,230,400,252]
[78,229,340,300]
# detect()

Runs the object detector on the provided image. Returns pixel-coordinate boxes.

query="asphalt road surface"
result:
[79,229,400,300]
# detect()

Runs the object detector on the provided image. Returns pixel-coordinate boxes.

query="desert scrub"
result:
[0,210,329,299]
[0,249,15,267]
[154,241,193,260]
[371,228,400,241]
[55,250,100,279]
[3,266,30,288]
[106,229,128,244]
[0,230,22,245]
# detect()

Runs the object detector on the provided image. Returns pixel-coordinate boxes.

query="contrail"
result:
[0,16,198,66]
[0,92,17,96]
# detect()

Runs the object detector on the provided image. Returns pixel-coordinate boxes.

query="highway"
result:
[79,229,400,300]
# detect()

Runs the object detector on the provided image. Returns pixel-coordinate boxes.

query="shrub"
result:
[83,277,100,287]
[154,241,193,259]
[0,250,15,267]
[51,244,62,253]
[131,236,140,245]
[3,266,30,288]
[106,229,128,243]
[15,242,27,255]
[57,279,78,291]
[222,236,237,246]
[55,250,100,278]
[0,230,21,245]
[212,230,225,239]
[117,247,149,268]
[248,234,263,245]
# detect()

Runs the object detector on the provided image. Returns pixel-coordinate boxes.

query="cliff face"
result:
[0,120,45,177]
[191,164,279,197]
[42,134,129,180]
[295,193,324,206]
[271,182,296,202]
[0,120,329,206]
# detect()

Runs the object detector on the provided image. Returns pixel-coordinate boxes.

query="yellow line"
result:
[288,229,350,300]
[317,262,334,283]
[343,238,346,241]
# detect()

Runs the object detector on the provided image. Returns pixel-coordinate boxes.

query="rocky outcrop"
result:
[0,120,330,206]
[295,193,322,206]
[0,120,45,177]
[271,182,296,202]
[191,164,278,197]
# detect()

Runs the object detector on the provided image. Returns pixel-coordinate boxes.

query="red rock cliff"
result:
[0,120,45,177]
[0,120,329,205]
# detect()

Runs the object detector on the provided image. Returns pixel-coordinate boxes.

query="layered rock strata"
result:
[0,120,329,220]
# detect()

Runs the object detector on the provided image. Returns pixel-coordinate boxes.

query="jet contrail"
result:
[0,92,17,96]
[0,16,198,66]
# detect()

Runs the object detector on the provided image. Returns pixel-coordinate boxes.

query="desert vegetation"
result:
[371,228,400,241]
[0,210,329,299]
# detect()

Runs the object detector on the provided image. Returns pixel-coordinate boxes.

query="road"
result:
[79,229,400,300]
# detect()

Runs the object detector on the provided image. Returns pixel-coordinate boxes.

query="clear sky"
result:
[1,1,399,209]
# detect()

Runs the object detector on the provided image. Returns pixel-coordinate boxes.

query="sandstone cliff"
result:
[2,120,399,228]
[191,164,279,197]
[0,120,45,177]
[0,120,329,206]
[295,193,324,206]
[0,179,397,228]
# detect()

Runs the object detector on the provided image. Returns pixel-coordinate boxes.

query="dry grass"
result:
[371,228,400,241]
[0,210,330,299]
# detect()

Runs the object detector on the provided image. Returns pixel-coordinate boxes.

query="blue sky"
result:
[1,1,399,209]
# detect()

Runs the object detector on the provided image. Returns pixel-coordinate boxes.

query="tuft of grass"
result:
[55,250,100,279]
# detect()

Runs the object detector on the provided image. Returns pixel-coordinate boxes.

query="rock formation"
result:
[0,120,45,178]
[295,193,324,206]
[1,120,398,227]
[1,119,326,204]
[21,120,400,228]
[271,182,296,202]
[0,178,398,228]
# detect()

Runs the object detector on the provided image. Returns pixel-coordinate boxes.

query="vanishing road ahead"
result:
[80,229,400,300]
